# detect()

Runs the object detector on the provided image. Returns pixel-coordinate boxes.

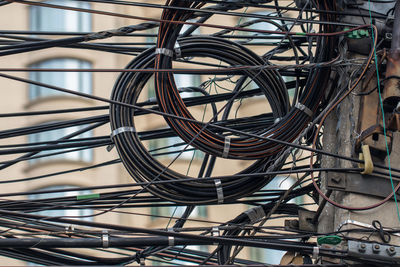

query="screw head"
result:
[361,243,366,249]
[390,247,395,252]
[375,244,380,250]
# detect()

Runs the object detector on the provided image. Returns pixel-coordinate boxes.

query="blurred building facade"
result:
[0,1,305,265]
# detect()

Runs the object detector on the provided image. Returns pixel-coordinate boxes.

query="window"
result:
[29,58,92,100]
[264,176,303,204]
[249,247,285,265]
[146,27,158,47]
[150,205,207,221]
[151,245,208,266]
[30,0,91,32]
[28,185,93,220]
[174,74,201,98]
[148,74,201,100]
[149,136,203,161]
[241,11,287,43]
[179,19,201,37]
[28,123,93,164]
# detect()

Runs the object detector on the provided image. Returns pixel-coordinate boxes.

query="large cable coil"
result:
[110,0,337,203]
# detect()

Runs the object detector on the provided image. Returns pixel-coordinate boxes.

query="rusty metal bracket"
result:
[355,124,393,159]
[326,172,398,199]
[388,109,400,131]
[298,210,317,232]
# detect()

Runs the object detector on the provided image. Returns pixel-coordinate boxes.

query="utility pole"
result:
[316,0,400,264]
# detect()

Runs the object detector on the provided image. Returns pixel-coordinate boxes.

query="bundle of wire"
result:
[153,0,336,160]
[109,0,338,203]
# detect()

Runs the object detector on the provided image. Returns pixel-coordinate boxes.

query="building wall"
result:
[0,2,311,265]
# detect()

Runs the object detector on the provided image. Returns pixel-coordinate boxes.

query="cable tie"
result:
[244,206,266,224]
[214,179,224,204]
[140,258,145,266]
[295,102,313,117]
[274,117,282,124]
[110,126,136,140]
[174,42,182,59]
[155,48,173,57]
[211,226,220,245]
[168,236,175,246]
[222,136,231,158]
[312,246,319,259]
[102,230,109,248]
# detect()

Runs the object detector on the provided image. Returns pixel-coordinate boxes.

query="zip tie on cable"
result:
[108,126,136,151]
[155,48,174,57]
[102,230,109,248]
[211,226,220,245]
[295,102,313,117]
[174,42,182,59]
[312,246,319,259]
[167,228,175,246]
[214,179,224,204]
[110,126,136,139]
[168,236,175,246]
[222,136,231,158]
[244,206,266,224]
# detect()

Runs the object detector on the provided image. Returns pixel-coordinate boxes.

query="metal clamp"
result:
[295,102,313,117]
[102,230,109,248]
[168,236,175,246]
[155,48,174,57]
[244,206,266,224]
[312,246,319,259]
[174,42,182,59]
[111,126,136,139]
[214,179,224,204]
[211,226,220,245]
[222,136,231,158]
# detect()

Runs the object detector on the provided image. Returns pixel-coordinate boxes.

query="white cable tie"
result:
[140,258,145,266]
[222,136,231,158]
[211,226,220,245]
[174,42,182,59]
[102,230,109,248]
[244,206,265,224]
[168,236,175,246]
[295,102,313,117]
[110,126,136,139]
[274,117,282,124]
[214,179,224,204]
[155,48,173,57]
[312,246,319,259]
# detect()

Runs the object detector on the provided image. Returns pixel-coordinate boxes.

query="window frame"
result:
[28,58,92,101]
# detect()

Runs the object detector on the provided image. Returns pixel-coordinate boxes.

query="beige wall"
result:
[0,2,312,265]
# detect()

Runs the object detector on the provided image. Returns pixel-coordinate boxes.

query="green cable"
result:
[368,0,400,222]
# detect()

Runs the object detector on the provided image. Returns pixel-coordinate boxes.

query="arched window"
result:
[29,58,92,100]
[28,122,93,164]
[30,0,91,32]
[28,185,93,220]
[150,205,207,221]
